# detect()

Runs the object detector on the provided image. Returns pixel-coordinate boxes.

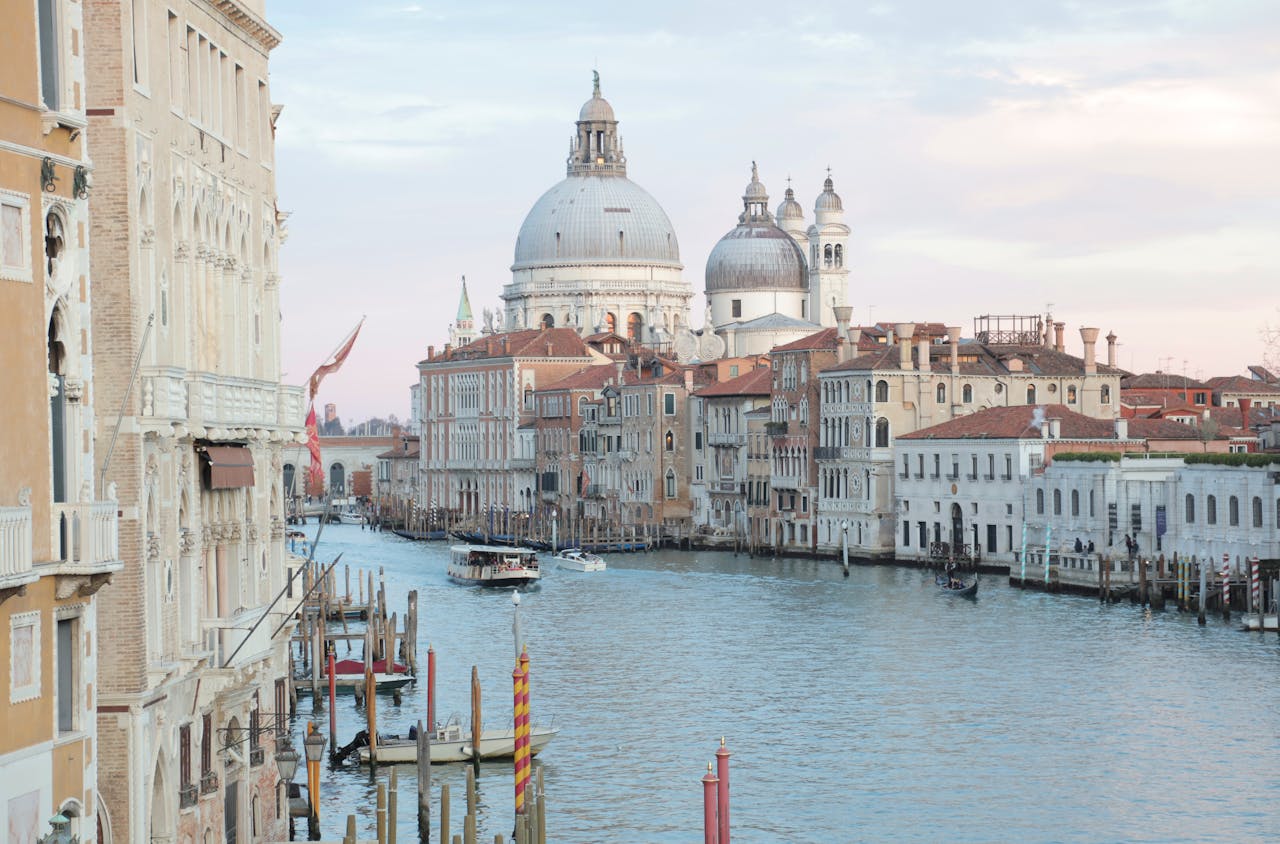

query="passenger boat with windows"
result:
[447,545,540,588]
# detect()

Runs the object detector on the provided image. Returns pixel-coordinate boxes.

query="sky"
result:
[268,0,1280,422]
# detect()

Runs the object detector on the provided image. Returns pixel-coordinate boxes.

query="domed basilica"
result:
[498,75,851,360]
[501,74,693,343]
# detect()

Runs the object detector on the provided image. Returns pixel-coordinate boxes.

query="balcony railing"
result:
[144,368,307,431]
[583,484,604,499]
[764,421,787,436]
[51,501,119,570]
[179,784,199,809]
[708,432,746,447]
[814,446,841,460]
[0,506,34,587]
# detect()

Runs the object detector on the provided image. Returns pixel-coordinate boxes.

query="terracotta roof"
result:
[900,404,1116,440]
[421,327,591,363]
[539,364,618,392]
[694,366,772,397]
[1205,374,1280,394]
[772,327,839,352]
[1248,365,1277,384]
[1121,372,1208,389]
[822,340,1124,377]
[1125,418,1204,440]
[376,438,420,459]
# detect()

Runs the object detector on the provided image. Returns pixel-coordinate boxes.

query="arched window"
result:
[523,386,533,409]
[936,383,946,404]
[627,312,643,341]
[540,313,554,329]
[1070,489,1079,516]
[282,463,296,496]
[1207,495,1217,525]
[823,244,833,267]
[874,417,889,448]
[555,231,561,256]
[962,384,973,403]
[664,430,674,451]
[1035,489,1044,515]
[47,309,69,503]
[1185,494,1195,523]
[1229,496,1239,526]
[1067,385,1078,404]
[45,208,66,279]
[327,464,344,493]
[1101,384,1111,404]
[664,469,676,498]
[605,312,616,333]
[1253,496,1263,528]
[1026,385,1036,404]
[834,244,843,267]
[1053,489,1062,515]
[875,380,889,402]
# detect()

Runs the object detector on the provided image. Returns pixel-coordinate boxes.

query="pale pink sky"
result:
[270,0,1280,422]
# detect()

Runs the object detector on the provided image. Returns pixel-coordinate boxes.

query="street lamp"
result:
[275,744,299,840]
[36,814,76,844]
[303,729,326,840]
[511,590,523,660]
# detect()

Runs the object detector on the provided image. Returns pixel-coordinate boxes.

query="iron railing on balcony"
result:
[708,432,747,447]
[764,421,787,436]
[814,446,841,460]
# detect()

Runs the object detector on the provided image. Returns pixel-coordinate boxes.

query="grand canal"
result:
[295,525,1280,842]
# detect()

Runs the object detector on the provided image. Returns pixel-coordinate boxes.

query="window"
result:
[646,393,654,416]
[1101,385,1111,404]
[694,432,703,450]
[936,383,946,404]
[1194,392,1206,405]
[1027,385,1036,404]
[961,384,973,403]
[1229,496,1239,527]
[38,0,61,110]
[731,299,742,318]
[201,712,213,779]
[875,380,889,402]
[1067,385,1078,404]
[664,430,674,451]
[874,418,889,448]
[1207,495,1217,525]
[903,520,910,547]
[180,724,193,795]
[1185,494,1195,523]
[664,470,676,499]
[131,0,149,88]
[168,12,182,107]
[1253,496,1263,528]
[9,611,41,703]
[1035,489,1044,515]
[1071,490,1079,517]
[664,393,675,415]
[56,616,79,733]
[0,193,31,282]
[1053,489,1062,515]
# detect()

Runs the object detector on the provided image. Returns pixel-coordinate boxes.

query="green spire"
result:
[457,276,473,322]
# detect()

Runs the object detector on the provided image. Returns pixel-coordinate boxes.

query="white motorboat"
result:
[448,544,540,588]
[338,510,367,525]
[357,715,559,764]
[552,548,606,572]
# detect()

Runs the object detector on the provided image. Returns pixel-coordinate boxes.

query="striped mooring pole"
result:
[513,647,530,815]
[1250,556,1260,613]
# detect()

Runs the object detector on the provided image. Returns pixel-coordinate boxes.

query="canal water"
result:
[294,525,1280,843]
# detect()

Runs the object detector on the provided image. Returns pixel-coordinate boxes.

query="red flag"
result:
[306,406,323,486]
[308,318,364,402]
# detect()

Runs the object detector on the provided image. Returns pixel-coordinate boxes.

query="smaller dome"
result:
[579,94,615,123]
[815,175,843,212]
[705,225,807,293]
[777,186,804,221]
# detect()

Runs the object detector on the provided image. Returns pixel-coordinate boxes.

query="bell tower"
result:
[807,170,850,328]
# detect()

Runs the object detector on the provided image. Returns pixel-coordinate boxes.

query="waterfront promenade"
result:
[297,525,1280,843]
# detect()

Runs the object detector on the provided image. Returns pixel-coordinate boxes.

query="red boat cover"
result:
[330,658,408,675]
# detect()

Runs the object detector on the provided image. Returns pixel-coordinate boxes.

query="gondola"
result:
[936,572,979,597]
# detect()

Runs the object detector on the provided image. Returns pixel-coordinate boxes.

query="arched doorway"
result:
[626,312,643,341]
[328,463,344,495]
[950,503,964,554]
[282,464,295,498]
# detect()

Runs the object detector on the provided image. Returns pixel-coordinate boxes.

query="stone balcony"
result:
[0,506,37,594]
[50,501,121,573]
[141,367,306,434]
[707,432,746,447]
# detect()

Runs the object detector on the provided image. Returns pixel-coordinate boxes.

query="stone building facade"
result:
[85,2,302,842]
[0,1,122,840]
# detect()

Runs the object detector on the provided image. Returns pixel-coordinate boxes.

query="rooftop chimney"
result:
[917,337,931,372]
[849,327,862,347]
[947,325,962,373]
[1079,327,1100,374]
[443,343,452,357]
[1115,417,1129,439]
[1106,332,1117,367]
[1053,321,1065,353]
[833,305,854,343]
[837,336,851,364]
[616,360,625,386]
[1047,418,1061,439]
[428,344,435,359]
[684,369,694,392]
[1239,397,1252,427]
[896,323,915,370]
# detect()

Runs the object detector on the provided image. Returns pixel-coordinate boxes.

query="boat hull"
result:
[295,672,414,695]
[358,726,558,764]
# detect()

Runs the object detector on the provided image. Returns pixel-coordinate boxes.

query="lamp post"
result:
[511,590,523,660]
[840,519,849,577]
[551,507,559,552]
[36,814,76,844]
[275,745,299,841]
[303,725,326,840]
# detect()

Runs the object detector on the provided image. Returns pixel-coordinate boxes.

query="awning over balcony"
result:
[200,445,256,489]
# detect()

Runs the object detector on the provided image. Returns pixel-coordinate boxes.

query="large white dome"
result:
[512,175,682,270]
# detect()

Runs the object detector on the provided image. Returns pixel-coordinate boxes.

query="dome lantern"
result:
[569,71,626,176]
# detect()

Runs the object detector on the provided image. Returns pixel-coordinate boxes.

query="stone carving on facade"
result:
[146,532,161,562]
[264,272,281,290]
[48,372,61,399]
[140,227,157,247]
[80,480,93,503]
[63,377,84,403]
[270,518,285,540]
[245,523,258,544]
[175,241,190,262]
[201,525,214,547]
[107,481,118,501]
[143,380,154,415]
[17,486,31,507]
[179,528,197,556]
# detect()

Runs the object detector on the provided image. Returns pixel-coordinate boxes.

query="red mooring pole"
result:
[427,644,436,730]
[715,738,731,844]
[513,661,527,815]
[702,762,719,844]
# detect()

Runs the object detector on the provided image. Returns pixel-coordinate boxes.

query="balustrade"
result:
[0,506,34,583]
